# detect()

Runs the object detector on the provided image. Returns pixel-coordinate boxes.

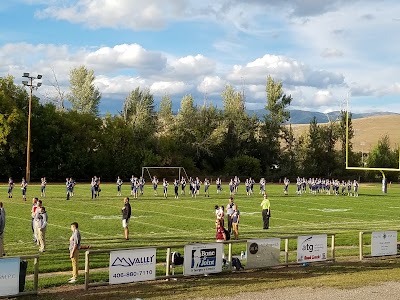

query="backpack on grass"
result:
[171,251,184,265]
[223,228,231,241]
[231,257,244,271]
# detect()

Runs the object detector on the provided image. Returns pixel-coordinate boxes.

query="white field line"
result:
[272,194,400,217]
[152,202,310,227]
[79,200,266,230]
[273,199,400,221]
[6,202,188,238]
[6,215,105,238]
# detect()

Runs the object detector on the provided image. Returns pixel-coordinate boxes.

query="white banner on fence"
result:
[0,258,20,296]
[109,248,156,284]
[371,231,397,257]
[246,238,281,269]
[297,234,327,263]
[183,243,223,276]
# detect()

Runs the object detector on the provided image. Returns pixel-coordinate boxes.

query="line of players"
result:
[116,175,266,199]
[5,175,360,200]
[6,177,48,200]
[283,177,360,197]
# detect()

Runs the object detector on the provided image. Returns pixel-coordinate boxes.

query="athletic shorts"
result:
[122,219,129,228]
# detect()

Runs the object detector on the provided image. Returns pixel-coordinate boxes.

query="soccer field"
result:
[2,182,400,274]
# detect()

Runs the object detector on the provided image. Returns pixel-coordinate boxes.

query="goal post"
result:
[141,167,190,182]
[345,96,400,193]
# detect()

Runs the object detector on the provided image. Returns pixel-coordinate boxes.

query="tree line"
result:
[0,66,398,182]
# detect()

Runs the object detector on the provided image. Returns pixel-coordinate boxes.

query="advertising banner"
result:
[371,231,397,257]
[0,258,20,296]
[109,248,156,284]
[297,234,327,263]
[183,243,223,276]
[246,238,281,269]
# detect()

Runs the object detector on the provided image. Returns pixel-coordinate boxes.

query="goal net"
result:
[141,167,190,183]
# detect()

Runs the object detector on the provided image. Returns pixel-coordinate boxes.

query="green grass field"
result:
[2,181,400,280]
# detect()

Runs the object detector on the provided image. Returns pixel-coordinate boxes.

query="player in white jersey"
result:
[116,176,123,196]
[180,177,186,195]
[204,178,210,197]
[173,179,179,199]
[152,176,158,196]
[162,178,168,198]
[353,180,359,197]
[283,177,289,195]
[216,178,222,193]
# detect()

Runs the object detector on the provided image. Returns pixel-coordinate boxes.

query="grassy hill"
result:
[290,114,400,153]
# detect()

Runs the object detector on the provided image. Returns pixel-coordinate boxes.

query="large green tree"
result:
[262,76,292,178]
[68,65,101,115]
[123,87,156,137]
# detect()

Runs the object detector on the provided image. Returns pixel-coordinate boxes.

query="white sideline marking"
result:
[7,215,105,237]
[308,208,351,212]
[240,212,260,215]
[91,215,147,220]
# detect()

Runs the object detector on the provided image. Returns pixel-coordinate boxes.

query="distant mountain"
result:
[246,109,400,124]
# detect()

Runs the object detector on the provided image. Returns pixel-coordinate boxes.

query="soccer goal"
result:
[141,167,190,182]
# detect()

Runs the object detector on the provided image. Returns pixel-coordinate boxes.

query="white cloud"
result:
[95,75,149,94]
[321,48,343,58]
[227,54,344,88]
[166,54,216,79]
[314,90,334,105]
[197,76,225,94]
[35,0,188,30]
[85,44,166,73]
[150,81,190,96]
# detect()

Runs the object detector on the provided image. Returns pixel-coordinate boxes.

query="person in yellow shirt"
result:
[260,194,271,229]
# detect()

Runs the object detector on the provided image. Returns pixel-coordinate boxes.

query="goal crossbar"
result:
[141,167,190,182]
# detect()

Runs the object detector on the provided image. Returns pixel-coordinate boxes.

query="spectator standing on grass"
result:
[218,206,225,228]
[8,177,14,198]
[31,198,39,242]
[0,202,6,257]
[215,219,226,242]
[21,177,28,201]
[226,197,235,234]
[231,205,240,240]
[122,197,132,240]
[68,222,81,284]
[35,206,48,252]
[261,194,271,230]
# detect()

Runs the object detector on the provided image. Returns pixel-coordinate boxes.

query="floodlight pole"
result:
[27,77,33,183]
[345,94,349,168]
[22,73,42,183]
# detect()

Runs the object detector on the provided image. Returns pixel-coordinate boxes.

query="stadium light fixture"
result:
[22,73,43,183]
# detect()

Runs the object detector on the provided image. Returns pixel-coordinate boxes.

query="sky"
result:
[1,0,400,114]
